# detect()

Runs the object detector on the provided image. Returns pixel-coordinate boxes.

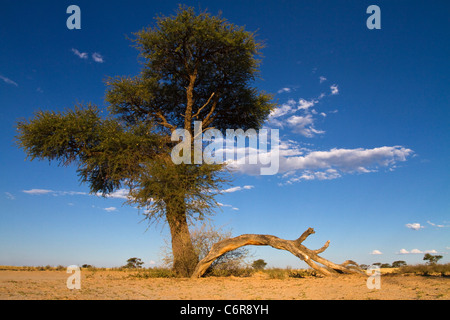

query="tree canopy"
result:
[16,6,275,276]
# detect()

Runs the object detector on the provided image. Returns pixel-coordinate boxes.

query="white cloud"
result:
[319,76,327,83]
[22,189,88,197]
[398,248,436,254]
[269,100,296,119]
[103,207,117,212]
[92,52,104,63]
[280,146,412,174]
[297,98,318,111]
[370,250,383,255]
[22,187,133,201]
[277,87,291,94]
[406,223,424,230]
[330,84,339,95]
[96,188,130,199]
[286,114,325,137]
[71,48,88,59]
[217,202,239,211]
[427,221,448,228]
[268,94,328,137]
[222,185,254,193]
[231,144,413,184]
[22,189,55,195]
[0,75,18,87]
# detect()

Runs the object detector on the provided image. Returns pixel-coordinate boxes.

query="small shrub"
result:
[397,263,450,276]
[131,268,177,278]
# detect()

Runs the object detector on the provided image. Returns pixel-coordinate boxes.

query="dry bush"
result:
[160,223,251,276]
[397,263,450,276]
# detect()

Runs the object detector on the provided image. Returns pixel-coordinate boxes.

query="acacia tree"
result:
[16,7,273,277]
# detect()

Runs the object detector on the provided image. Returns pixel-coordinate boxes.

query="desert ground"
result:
[0,268,448,300]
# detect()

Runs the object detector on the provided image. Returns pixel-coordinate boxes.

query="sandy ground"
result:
[0,270,448,300]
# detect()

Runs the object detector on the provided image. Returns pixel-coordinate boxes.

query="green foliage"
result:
[16,105,163,194]
[123,257,144,269]
[251,259,267,270]
[392,260,407,268]
[107,5,275,134]
[423,253,443,265]
[16,6,273,225]
[397,263,450,276]
[15,6,275,276]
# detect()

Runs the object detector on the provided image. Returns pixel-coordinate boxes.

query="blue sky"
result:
[0,0,449,268]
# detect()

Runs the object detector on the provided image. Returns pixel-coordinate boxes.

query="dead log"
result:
[191,227,365,278]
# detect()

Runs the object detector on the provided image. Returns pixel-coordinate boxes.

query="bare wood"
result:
[156,112,175,131]
[193,92,215,120]
[191,228,364,278]
[202,94,220,128]
[294,227,315,245]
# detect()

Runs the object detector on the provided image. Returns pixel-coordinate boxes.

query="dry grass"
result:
[1,265,449,300]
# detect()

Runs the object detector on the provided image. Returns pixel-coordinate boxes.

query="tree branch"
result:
[202,93,220,128]
[156,112,175,131]
[193,92,215,120]
[191,228,365,278]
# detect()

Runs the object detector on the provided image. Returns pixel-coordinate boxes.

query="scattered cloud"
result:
[286,114,325,137]
[72,49,105,63]
[217,202,239,211]
[297,98,318,111]
[103,207,117,212]
[427,221,448,228]
[330,84,339,95]
[5,192,15,200]
[269,99,296,120]
[319,76,327,83]
[397,248,438,254]
[92,52,104,63]
[268,90,334,138]
[100,189,130,199]
[71,48,88,59]
[370,250,383,255]
[22,189,55,195]
[222,185,254,193]
[230,144,413,184]
[277,87,291,94]
[0,75,18,87]
[406,223,424,230]
[22,188,131,200]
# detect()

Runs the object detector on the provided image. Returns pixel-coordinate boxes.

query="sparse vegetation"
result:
[397,263,450,277]
[423,253,443,265]
[123,257,144,269]
[160,223,251,277]
[252,259,267,270]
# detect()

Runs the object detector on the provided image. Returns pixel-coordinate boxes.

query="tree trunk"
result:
[165,197,198,277]
[191,228,364,278]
